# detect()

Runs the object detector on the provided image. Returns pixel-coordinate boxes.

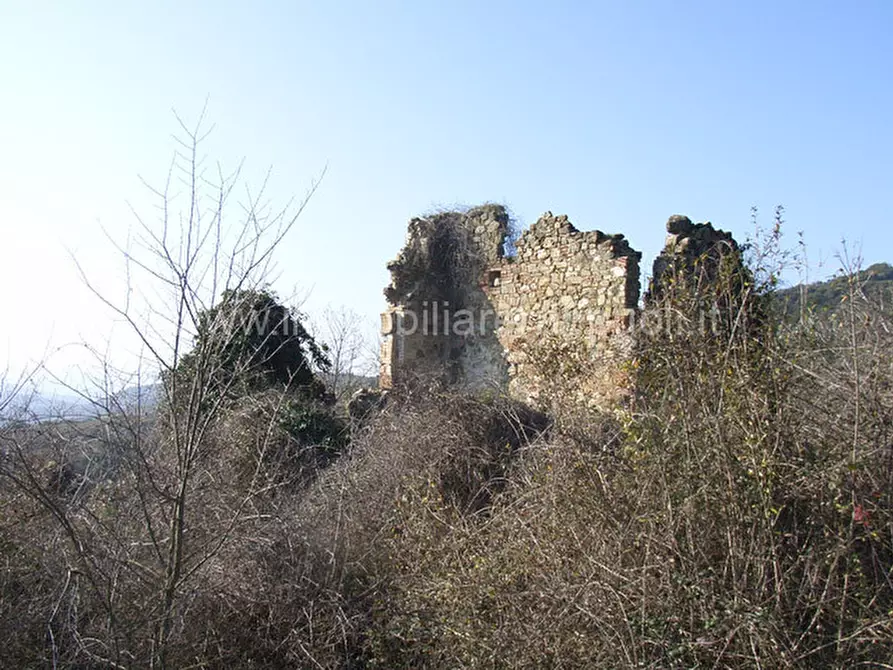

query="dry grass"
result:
[2,252,892,667]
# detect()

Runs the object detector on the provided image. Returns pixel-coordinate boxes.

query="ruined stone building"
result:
[379,204,739,408]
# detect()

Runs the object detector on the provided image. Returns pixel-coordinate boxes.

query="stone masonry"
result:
[380,205,738,409]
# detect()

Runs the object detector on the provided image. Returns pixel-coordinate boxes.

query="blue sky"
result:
[1,1,891,378]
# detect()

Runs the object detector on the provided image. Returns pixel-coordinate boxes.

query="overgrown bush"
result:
[356,228,893,668]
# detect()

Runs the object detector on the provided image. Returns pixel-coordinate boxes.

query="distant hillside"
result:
[23,384,159,422]
[776,262,893,316]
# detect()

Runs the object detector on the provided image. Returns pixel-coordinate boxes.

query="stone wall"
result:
[380,205,740,409]
[647,214,740,302]
[485,212,640,406]
[380,205,509,390]
[380,205,642,407]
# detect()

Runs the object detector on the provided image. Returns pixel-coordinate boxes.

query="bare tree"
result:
[0,107,325,668]
[312,305,378,404]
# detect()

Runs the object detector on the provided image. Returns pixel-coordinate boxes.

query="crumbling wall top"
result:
[648,215,741,301]
[663,214,738,255]
[516,212,640,260]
